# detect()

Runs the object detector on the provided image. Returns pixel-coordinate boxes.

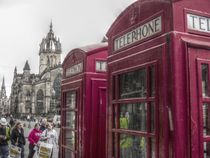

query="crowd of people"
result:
[0,116,59,158]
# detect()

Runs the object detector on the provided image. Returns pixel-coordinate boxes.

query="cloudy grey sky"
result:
[0,0,136,96]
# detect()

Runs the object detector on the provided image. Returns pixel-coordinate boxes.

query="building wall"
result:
[10,23,62,117]
[10,66,62,116]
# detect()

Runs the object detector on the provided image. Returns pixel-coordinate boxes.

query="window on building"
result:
[96,60,107,72]
[201,64,210,157]
[25,91,31,113]
[111,65,157,158]
[53,74,62,99]
[62,90,77,157]
[37,89,44,114]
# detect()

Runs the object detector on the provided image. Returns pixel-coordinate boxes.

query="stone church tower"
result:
[0,77,6,99]
[39,22,61,74]
[10,23,62,117]
[0,77,9,115]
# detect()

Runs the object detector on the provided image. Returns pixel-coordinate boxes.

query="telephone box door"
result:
[91,79,106,158]
[188,47,210,158]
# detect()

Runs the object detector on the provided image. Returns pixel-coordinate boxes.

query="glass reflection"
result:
[66,91,76,108]
[150,102,155,133]
[203,103,210,136]
[151,138,155,158]
[64,130,75,149]
[64,148,75,158]
[119,103,147,131]
[120,134,147,158]
[120,69,147,98]
[202,64,209,97]
[150,67,155,97]
[204,142,210,158]
[66,111,75,129]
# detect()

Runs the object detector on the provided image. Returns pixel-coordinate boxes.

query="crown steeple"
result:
[39,21,62,55]
[39,22,62,74]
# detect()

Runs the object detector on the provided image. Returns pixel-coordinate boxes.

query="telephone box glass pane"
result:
[203,103,210,136]
[150,102,155,133]
[149,66,155,97]
[66,111,76,129]
[204,142,210,158]
[96,61,107,72]
[64,148,75,158]
[119,69,147,98]
[119,103,147,132]
[64,130,75,149]
[113,105,117,128]
[66,91,76,108]
[120,134,147,158]
[150,138,155,158]
[202,64,209,97]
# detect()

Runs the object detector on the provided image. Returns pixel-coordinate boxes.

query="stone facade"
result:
[0,77,10,115]
[10,23,62,117]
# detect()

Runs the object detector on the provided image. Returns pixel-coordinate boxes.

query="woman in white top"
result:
[40,122,58,158]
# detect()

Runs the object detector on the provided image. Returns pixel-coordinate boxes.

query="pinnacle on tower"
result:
[14,66,17,74]
[50,20,53,32]
[1,77,5,89]
[0,76,6,99]
[23,60,31,71]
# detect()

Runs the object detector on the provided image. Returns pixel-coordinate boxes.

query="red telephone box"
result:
[60,43,107,158]
[106,0,210,158]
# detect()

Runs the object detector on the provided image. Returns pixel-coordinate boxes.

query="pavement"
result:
[17,120,60,158]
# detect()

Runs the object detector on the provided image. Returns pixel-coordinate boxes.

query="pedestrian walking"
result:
[27,115,30,122]
[0,118,10,158]
[9,116,15,128]
[11,122,26,158]
[40,122,58,158]
[39,118,47,131]
[27,123,42,158]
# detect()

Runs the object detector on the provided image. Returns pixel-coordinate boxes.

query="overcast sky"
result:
[0,0,136,96]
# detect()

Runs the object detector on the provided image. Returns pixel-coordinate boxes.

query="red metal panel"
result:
[60,80,82,158]
[106,0,173,55]
[98,88,107,156]
[61,44,107,158]
[187,47,210,158]
[90,79,106,158]
[188,47,201,158]
[173,0,210,33]
[106,0,210,157]
[106,42,166,158]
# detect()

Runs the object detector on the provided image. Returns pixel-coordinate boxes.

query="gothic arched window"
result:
[36,89,44,114]
[53,74,61,99]
[47,56,50,65]
[50,56,53,67]
[25,90,31,113]
[26,91,31,101]
[54,56,57,65]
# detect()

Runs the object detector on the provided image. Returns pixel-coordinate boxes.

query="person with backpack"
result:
[0,118,10,158]
[11,122,26,158]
